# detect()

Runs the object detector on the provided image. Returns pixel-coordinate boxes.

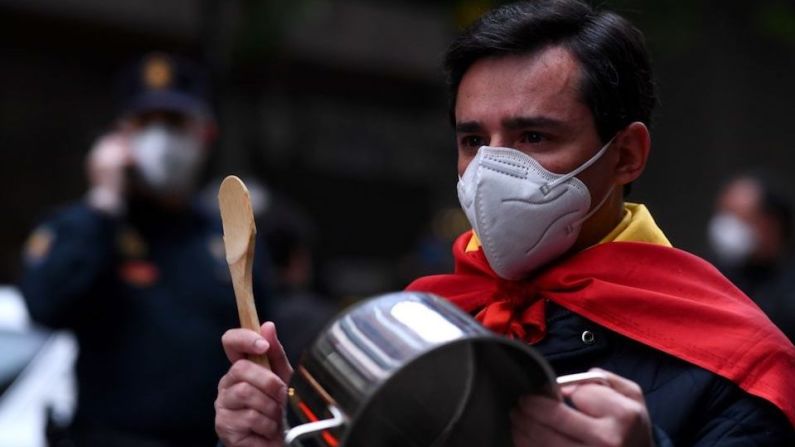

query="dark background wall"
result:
[2,0,795,299]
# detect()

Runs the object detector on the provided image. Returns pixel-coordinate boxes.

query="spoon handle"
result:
[229,250,272,369]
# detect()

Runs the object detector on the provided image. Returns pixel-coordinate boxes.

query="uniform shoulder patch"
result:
[117,228,148,259]
[24,226,55,264]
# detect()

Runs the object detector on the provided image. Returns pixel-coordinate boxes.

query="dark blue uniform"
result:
[21,199,269,446]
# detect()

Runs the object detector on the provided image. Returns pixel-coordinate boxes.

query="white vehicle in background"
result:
[0,286,76,447]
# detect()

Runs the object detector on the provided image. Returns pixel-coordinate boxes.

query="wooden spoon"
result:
[218,175,270,369]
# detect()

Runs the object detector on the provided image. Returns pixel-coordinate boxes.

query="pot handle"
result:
[555,370,609,388]
[284,404,346,445]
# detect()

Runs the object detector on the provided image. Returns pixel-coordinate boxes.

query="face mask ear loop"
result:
[540,134,617,195]
[565,184,616,235]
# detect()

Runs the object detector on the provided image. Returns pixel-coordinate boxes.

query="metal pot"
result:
[284,291,604,447]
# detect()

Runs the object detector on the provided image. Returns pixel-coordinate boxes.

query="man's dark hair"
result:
[444,0,656,143]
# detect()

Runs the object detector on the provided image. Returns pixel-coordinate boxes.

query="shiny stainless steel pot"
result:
[283,291,605,447]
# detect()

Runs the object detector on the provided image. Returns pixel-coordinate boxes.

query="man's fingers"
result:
[216,361,287,446]
[218,381,283,419]
[514,395,596,443]
[235,408,282,439]
[216,325,291,447]
[222,328,270,363]
[215,407,280,446]
[589,368,645,402]
[567,383,629,417]
[563,378,653,447]
[568,383,647,426]
[222,360,288,404]
[88,134,130,172]
[261,321,293,383]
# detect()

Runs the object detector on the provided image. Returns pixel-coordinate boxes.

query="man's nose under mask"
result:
[129,125,204,196]
[457,138,615,280]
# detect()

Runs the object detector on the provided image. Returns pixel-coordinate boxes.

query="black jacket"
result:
[535,301,794,446]
[21,202,271,446]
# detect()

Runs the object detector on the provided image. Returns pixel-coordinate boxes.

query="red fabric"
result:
[406,231,795,426]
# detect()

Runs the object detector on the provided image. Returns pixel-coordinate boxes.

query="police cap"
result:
[117,52,211,119]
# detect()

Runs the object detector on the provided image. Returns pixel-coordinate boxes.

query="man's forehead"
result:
[454,46,587,126]
[471,46,580,86]
[720,178,763,213]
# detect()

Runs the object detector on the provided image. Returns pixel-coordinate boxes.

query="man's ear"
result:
[614,121,650,186]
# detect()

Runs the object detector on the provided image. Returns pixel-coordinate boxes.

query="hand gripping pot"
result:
[283,291,607,446]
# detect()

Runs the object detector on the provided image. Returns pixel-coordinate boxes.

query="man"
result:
[708,173,795,341]
[22,53,269,446]
[215,1,795,445]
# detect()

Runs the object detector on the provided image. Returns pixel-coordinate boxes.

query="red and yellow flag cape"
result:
[407,228,795,426]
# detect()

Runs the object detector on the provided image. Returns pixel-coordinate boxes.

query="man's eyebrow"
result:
[455,121,483,133]
[455,116,568,133]
[502,116,567,131]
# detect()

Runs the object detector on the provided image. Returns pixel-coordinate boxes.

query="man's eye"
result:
[460,135,487,148]
[520,131,544,144]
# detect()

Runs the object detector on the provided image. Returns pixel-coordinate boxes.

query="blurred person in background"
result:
[214,1,795,446]
[259,194,338,366]
[20,52,269,447]
[708,173,795,341]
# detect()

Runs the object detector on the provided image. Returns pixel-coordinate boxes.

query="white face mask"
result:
[129,124,204,195]
[708,212,756,266]
[457,137,615,280]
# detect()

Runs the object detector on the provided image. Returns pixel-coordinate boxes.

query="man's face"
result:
[715,178,782,262]
[454,46,616,210]
[717,178,761,224]
[119,109,209,198]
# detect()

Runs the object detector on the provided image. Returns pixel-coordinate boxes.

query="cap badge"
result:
[143,55,173,89]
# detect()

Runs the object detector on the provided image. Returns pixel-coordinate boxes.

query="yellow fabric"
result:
[465,231,482,252]
[599,202,671,246]
[465,202,670,253]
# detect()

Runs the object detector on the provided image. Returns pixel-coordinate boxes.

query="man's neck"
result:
[570,190,625,253]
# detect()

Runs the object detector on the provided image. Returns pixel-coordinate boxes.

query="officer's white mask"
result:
[707,212,757,266]
[457,136,616,280]
[130,124,204,195]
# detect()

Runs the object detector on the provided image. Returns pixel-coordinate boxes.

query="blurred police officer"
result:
[21,52,269,447]
[708,173,795,341]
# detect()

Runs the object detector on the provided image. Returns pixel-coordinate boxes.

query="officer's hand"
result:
[216,322,293,447]
[511,368,653,447]
[85,133,131,215]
